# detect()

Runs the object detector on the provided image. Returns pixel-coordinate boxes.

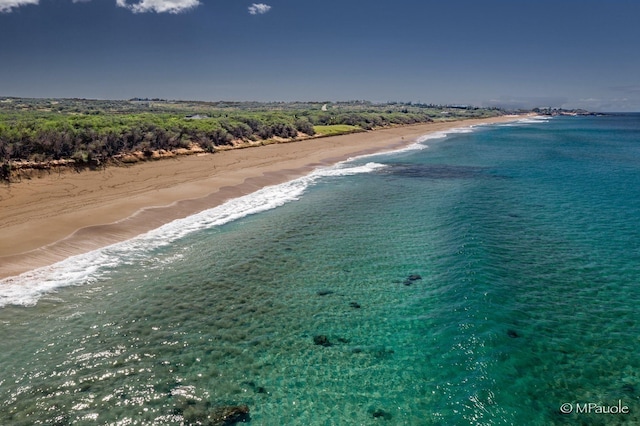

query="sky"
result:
[1,0,639,111]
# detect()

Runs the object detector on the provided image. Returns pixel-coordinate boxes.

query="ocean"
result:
[1,114,639,425]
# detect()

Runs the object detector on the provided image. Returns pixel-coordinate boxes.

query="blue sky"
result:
[1,0,639,111]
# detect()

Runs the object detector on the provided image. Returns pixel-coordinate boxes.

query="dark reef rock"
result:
[507,329,520,338]
[403,274,422,286]
[172,392,249,425]
[243,381,267,394]
[210,405,250,425]
[313,335,332,347]
[372,409,393,420]
[622,383,635,394]
[349,302,361,309]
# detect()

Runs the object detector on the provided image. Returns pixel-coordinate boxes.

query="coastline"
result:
[0,115,522,280]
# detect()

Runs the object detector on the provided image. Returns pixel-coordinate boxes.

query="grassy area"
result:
[313,124,364,136]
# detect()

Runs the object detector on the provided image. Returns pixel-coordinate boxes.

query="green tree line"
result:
[0,98,504,178]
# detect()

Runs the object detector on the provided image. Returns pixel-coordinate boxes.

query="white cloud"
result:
[0,0,201,14]
[248,3,270,15]
[0,0,39,13]
[116,0,200,14]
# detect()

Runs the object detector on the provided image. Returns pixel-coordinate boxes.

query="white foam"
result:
[516,115,552,124]
[418,126,476,141]
[350,124,483,163]
[0,161,387,308]
[392,125,485,153]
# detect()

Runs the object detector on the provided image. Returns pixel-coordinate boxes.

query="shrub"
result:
[1,162,11,181]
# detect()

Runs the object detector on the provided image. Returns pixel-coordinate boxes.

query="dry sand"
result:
[0,116,521,279]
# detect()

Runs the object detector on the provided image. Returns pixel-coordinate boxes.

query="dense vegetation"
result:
[0,97,505,180]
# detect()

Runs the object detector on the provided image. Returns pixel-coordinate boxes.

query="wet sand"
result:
[0,116,520,279]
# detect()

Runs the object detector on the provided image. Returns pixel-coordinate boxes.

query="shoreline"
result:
[0,115,522,280]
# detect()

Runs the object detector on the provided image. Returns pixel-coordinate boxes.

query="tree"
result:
[295,119,315,135]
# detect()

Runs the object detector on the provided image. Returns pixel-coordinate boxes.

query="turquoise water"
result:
[1,115,640,425]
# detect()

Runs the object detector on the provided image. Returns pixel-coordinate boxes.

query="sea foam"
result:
[347,125,481,163]
[516,115,551,124]
[0,161,387,307]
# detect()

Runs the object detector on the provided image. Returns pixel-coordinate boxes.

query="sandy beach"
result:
[0,116,520,279]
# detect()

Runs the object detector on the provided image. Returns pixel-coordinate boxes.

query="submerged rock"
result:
[403,274,422,286]
[210,405,250,425]
[313,335,332,347]
[372,409,393,420]
[243,381,267,394]
[622,383,635,394]
[349,302,361,309]
[507,329,520,338]
[171,391,249,425]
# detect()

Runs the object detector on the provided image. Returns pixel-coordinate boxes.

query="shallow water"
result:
[1,115,640,425]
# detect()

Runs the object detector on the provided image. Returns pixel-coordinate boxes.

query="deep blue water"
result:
[1,114,639,425]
